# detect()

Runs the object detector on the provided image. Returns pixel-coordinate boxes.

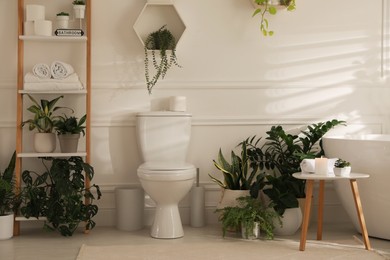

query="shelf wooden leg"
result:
[350,179,371,250]
[299,180,314,251]
[317,180,325,240]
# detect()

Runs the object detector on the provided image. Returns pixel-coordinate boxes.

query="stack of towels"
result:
[24,61,83,91]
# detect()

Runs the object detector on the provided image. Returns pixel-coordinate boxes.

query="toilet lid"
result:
[138,162,195,171]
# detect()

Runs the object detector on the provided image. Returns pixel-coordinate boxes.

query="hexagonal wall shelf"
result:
[133,1,186,48]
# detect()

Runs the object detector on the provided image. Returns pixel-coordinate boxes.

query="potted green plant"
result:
[55,114,86,153]
[20,156,101,236]
[209,141,265,209]
[333,158,351,176]
[56,12,70,29]
[72,0,86,19]
[144,25,181,94]
[21,95,71,153]
[0,151,18,240]
[216,196,280,239]
[245,120,345,234]
[252,0,296,36]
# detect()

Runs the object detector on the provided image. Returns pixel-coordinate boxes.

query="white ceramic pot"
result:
[274,207,302,236]
[333,167,351,177]
[241,221,261,239]
[0,213,14,240]
[58,133,80,153]
[73,5,85,19]
[34,133,56,153]
[56,15,69,29]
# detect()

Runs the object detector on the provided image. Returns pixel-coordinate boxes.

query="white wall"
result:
[1,0,389,227]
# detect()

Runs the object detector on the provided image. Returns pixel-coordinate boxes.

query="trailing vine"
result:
[144,25,181,94]
[252,0,296,36]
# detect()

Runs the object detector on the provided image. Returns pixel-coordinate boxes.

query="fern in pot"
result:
[144,25,181,94]
[55,114,86,153]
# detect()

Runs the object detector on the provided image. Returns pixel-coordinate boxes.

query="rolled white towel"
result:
[300,159,315,173]
[300,158,338,174]
[25,72,80,83]
[51,61,74,79]
[32,63,51,79]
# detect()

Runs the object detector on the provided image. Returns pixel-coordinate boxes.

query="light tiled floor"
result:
[1,223,390,260]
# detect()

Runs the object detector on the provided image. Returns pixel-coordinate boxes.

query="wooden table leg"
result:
[317,180,325,240]
[299,180,314,251]
[350,179,371,250]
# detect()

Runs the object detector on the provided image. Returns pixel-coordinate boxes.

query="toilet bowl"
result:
[137,162,196,238]
[136,111,195,239]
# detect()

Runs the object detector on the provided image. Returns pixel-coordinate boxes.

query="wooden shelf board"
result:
[19,35,87,42]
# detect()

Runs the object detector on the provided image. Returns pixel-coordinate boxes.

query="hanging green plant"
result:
[252,0,296,36]
[144,25,181,94]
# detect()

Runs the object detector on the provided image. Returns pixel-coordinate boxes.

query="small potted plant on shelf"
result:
[21,95,72,153]
[55,114,86,153]
[333,158,351,176]
[0,151,18,240]
[56,12,70,29]
[20,156,101,236]
[144,25,181,94]
[72,0,86,19]
[216,196,280,239]
[252,0,296,36]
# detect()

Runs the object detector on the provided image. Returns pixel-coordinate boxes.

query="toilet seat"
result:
[137,162,196,181]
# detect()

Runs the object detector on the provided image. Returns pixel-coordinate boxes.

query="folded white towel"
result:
[24,82,83,91]
[24,72,80,83]
[300,158,338,174]
[50,61,74,79]
[32,63,51,79]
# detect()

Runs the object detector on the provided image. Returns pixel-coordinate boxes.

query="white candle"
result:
[315,157,328,175]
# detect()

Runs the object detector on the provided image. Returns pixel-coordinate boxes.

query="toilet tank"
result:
[136,111,192,163]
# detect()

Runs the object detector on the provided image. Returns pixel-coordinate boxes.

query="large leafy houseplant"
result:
[20,156,101,236]
[144,25,181,94]
[0,151,17,216]
[216,196,280,239]
[247,119,346,210]
[252,0,296,36]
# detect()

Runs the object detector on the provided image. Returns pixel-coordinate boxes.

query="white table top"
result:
[292,172,369,180]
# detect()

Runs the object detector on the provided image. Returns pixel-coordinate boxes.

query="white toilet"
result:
[136,111,196,239]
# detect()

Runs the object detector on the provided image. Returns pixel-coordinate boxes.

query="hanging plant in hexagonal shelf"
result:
[144,25,181,94]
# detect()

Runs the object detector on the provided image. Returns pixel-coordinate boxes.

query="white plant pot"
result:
[58,133,80,153]
[333,167,351,177]
[241,221,261,239]
[34,133,56,153]
[56,16,69,29]
[73,5,85,19]
[274,207,302,236]
[0,213,14,240]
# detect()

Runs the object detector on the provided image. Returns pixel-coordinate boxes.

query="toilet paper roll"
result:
[26,5,45,21]
[169,96,187,112]
[34,20,52,36]
[24,21,35,35]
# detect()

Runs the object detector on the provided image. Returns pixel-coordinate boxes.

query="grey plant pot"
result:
[58,133,80,153]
